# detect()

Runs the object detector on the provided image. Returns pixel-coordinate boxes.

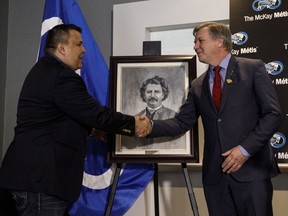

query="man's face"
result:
[144,83,164,109]
[62,30,86,70]
[193,27,221,65]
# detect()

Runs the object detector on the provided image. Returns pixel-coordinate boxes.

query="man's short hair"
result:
[140,75,169,102]
[44,24,82,53]
[193,22,232,52]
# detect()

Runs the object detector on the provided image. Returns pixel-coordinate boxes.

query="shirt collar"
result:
[209,53,231,72]
[147,105,163,113]
[45,52,76,71]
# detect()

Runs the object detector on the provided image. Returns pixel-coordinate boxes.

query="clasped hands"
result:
[89,116,152,140]
[135,115,152,138]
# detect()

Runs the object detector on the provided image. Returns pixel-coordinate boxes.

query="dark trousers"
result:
[204,174,273,216]
[11,191,68,216]
[0,188,17,215]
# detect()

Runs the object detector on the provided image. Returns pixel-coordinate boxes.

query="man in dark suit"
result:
[0,24,151,216]
[138,75,176,120]
[122,75,184,150]
[140,22,282,216]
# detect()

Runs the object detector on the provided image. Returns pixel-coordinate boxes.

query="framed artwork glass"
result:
[108,55,198,163]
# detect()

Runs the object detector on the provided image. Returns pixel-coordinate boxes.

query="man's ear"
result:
[57,43,66,55]
[217,38,224,48]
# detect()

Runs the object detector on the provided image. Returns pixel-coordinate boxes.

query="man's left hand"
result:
[221,146,249,174]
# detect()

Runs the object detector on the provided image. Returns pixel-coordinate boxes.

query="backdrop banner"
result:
[230,0,288,163]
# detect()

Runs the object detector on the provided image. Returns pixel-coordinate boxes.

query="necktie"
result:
[212,66,222,112]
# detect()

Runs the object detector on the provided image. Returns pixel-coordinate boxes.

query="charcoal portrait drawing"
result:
[118,63,188,152]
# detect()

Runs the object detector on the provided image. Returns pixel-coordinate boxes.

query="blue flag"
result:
[39,0,154,215]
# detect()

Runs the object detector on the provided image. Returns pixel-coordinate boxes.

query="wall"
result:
[0,0,9,163]
[2,0,45,162]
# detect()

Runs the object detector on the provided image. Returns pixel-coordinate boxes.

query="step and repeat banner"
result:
[230,0,288,163]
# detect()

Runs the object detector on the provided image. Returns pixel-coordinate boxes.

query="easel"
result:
[105,42,199,215]
[104,162,199,216]
[104,163,122,216]
[151,162,199,216]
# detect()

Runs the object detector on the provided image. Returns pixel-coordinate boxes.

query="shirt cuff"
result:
[238,145,250,157]
[149,120,154,128]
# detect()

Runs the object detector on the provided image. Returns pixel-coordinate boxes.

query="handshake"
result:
[90,116,152,141]
[135,115,152,138]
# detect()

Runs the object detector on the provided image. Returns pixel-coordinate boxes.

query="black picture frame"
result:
[108,55,199,163]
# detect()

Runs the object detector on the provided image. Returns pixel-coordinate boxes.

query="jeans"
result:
[11,191,67,216]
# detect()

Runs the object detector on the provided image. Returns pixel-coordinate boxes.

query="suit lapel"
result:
[202,70,217,112]
[220,56,239,112]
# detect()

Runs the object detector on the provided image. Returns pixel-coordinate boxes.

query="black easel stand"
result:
[152,162,199,216]
[105,162,199,216]
[106,42,198,215]
[104,163,122,216]
[181,162,199,216]
[153,163,160,216]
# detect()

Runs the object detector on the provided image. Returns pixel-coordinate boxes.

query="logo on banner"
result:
[270,132,286,148]
[265,61,284,75]
[232,32,248,45]
[231,32,257,56]
[252,0,282,12]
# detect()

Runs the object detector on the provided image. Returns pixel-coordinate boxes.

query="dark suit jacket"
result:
[150,56,282,185]
[0,54,135,202]
[138,105,176,120]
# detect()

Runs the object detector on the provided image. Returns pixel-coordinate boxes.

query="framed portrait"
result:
[108,55,198,163]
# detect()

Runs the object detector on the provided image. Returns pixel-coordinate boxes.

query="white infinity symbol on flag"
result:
[82,164,117,190]
[41,17,123,190]
[41,17,63,36]
[82,163,124,190]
